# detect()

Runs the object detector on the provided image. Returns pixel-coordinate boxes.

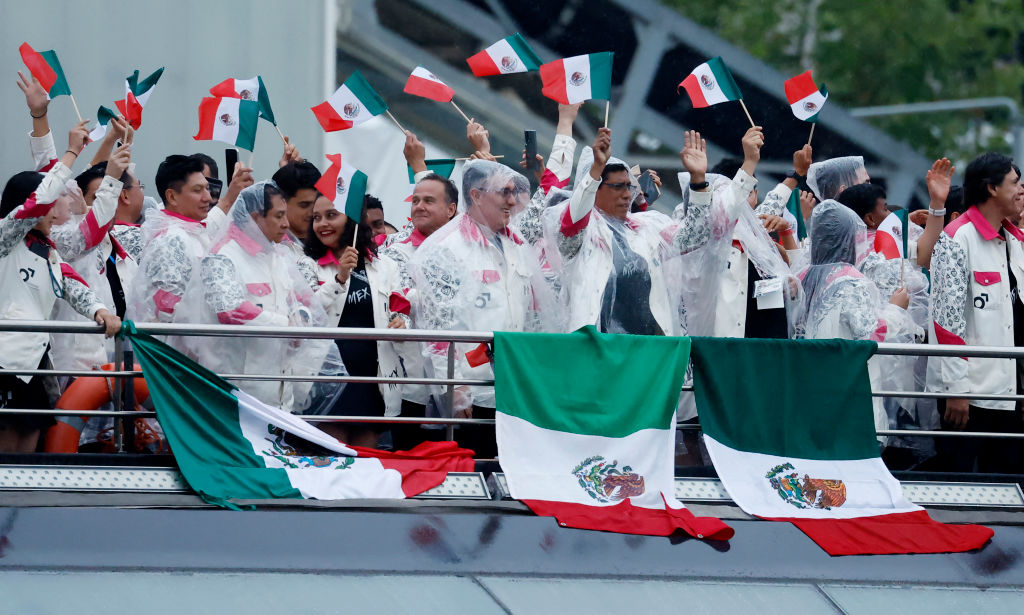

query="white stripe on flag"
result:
[234,77,260,101]
[237,389,356,458]
[561,55,594,105]
[791,90,827,121]
[210,98,242,145]
[704,434,921,519]
[332,163,358,211]
[496,412,675,510]
[326,84,375,125]
[485,38,523,74]
[410,66,443,84]
[690,62,730,106]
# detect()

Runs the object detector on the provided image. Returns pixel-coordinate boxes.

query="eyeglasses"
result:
[601,181,633,193]
[206,177,223,200]
[487,187,526,199]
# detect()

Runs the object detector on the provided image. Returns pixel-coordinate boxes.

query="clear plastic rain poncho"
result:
[806,156,867,201]
[410,160,565,412]
[667,171,801,338]
[794,200,921,444]
[174,182,343,411]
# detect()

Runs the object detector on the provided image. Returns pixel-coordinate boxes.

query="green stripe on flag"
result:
[346,170,368,222]
[345,70,388,116]
[407,159,456,183]
[507,33,542,71]
[806,84,828,123]
[690,337,880,460]
[120,322,302,502]
[896,208,909,257]
[786,189,807,241]
[128,67,163,96]
[588,52,614,100]
[97,105,117,125]
[256,75,276,125]
[706,56,742,101]
[40,50,71,97]
[494,326,690,437]
[235,99,260,150]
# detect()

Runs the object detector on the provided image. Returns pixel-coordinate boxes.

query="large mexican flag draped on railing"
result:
[121,322,473,508]
[689,336,993,556]
[494,326,733,540]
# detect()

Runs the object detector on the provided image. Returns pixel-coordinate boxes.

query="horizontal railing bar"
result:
[871,390,1024,401]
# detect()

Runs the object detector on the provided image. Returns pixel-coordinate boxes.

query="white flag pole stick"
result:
[604,100,610,128]
[738,99,756,128]
[351,222,359,248]
[450,99,472,123]
[808,123,816,146]
[68,94,84,123]
[385,110,405,132]
[273,124,287,144]
[900,256,905,286]
[247,150,255,169]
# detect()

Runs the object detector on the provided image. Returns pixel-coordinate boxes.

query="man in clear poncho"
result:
[410,159,561,457]
[175,181,334,411]
[794,200,921,443]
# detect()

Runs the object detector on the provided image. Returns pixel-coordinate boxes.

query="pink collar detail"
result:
[164,210,206,228]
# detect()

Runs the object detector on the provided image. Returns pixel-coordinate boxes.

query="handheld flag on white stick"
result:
[311,71,388,132]
[678,57,752,126]
[210,75,276,125]
[403,67,472,122]
[784,70,829,144]
[874,210,909,260]
[466,33,541,77]
[87,106,118,142]
[19,42,80,121]
[540,53,613,106]
[315,154,368,247]
[116,67,164,130]
[194,97,259,151]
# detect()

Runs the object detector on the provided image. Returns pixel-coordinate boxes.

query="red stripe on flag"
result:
[352,440,476,497]
[784,70,818,105]
[679,74,710,108]
[466,51,500,77]
[770,510,993,556]
[193,97,220,141]
[874,231,902,259]
[523,496,734,539]
[539,60,570,104]
[209,78,238,98]
[19,43,57,92]
[404,74,455,102]
[311,101,355,132]
[314,153,342,201]
[119,91,143,130]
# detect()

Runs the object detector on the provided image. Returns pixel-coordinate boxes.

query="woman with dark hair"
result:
[0,123,120,453]
[306,193,409,448]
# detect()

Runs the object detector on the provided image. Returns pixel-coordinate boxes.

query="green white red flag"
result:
[19,42,71,98]
[209,76,276,125]
[494,327,734,539]
[403,67,455,102]
[466,33,541,77]
[116,67,164,130]
[540,52,614,105]
[311,71,387,132]
[874,210,909,260]
[784,70,829,122]
[87,106,119,142]
[316,154,368,222]
[690,337,993,556]
[120,323,474,508]
[194,97,259,151]
[678,56,743,109]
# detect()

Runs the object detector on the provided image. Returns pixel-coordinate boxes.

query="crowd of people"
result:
[1,71,1023,475]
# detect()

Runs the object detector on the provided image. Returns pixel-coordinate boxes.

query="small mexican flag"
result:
[116,67,164,130]
[121,322,474,508]
[874,210,909,260]
[495,327,734,539]
[466,33,541,77]
[316,154,368,222]
[209,75,276,125]
[678,56,742,109]
[87,106,118,142]
[690,337,993,556]
[194,97,259,151]
[540,52,614,105]
[407,159,456,183]
[18,42,71,98]
[403,67,455,103]
[784,70,829,122]
[785,189,808,241]
[311,70,388,132]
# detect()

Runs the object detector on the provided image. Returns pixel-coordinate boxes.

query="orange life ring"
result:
[44,363,149,453]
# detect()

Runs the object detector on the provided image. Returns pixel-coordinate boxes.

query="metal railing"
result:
[3,320,1024,454]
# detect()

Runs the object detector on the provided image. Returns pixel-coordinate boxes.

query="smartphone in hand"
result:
[524,130,538,172]
[638,170,661,206]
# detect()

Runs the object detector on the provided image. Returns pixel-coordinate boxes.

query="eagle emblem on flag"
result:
[573,455,645,503]
[336,176,346,193]
[803,101,817,112]
[700,74,715,90]
[569,71,587,87]
[766,462,847,510]
[500,56,518,72]
[219,114,236,126]
[239,89,255,101]
[260,426,355,470]
[342,102,361,119]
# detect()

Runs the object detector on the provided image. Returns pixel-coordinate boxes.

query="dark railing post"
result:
[112,335,124,453]
[445,347,456,441]
[123,341,136,453]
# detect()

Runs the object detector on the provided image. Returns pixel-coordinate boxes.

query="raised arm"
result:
[19,72,56,171]
[755,145,812,218]
[51,143,130,260]
[916,158,954,269]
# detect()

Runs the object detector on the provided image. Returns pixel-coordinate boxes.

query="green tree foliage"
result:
[664,0,1024,163]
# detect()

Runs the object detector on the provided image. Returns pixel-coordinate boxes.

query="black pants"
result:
[391,400,445,452]
[935,401,1023,474]
[459,405,496,460]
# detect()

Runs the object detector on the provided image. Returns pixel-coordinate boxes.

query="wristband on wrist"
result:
[689,180,709,191]
[31,109,47,119]
[779,227,795,237]
[65,149,79,158]
[928,208,947,216]
[785,169,805,181]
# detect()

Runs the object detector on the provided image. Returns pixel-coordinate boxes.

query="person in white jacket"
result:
[0,121,120,453]
[928,152,1024,473]
[306,193,411,448]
